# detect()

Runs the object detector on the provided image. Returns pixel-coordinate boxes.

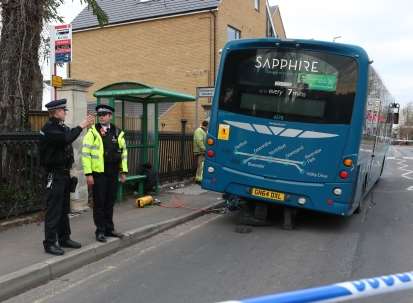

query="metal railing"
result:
[159,132,196,182]
[0,132,45,219]
[0,131,196,218]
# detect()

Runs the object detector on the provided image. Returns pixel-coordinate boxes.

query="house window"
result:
[254,0,259,11]
[227,26,241,41]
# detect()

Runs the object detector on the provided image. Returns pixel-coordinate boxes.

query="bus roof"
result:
[222,38,369,61]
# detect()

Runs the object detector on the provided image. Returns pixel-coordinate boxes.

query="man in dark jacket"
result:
[40,99,94,255]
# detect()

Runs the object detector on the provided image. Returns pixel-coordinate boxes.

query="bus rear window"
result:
[218,49,358,124]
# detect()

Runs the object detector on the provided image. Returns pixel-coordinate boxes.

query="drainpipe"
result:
[213,10,217,85]
[210,10,217,86]
[265,0,276,37]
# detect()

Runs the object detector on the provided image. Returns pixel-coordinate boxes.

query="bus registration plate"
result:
[251,188,285,201]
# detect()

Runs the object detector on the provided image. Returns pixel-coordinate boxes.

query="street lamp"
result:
[333,35,342,42]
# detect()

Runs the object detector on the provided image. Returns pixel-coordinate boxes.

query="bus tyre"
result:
[282,207,297,230]
[238,202,269,226]
[354,200,363,214]
[379,157,386,177]
[355,176,368,214]
[234,225,253,233]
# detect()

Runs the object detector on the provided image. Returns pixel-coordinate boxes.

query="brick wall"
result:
[72,12,213,132]
[72,0,273,132]
[216,0,267,64]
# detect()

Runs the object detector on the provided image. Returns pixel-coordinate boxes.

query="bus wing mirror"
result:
[391,103,400,124]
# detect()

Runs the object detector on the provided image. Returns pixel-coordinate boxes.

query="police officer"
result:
[40,99,94,255]
[81,105,128,242]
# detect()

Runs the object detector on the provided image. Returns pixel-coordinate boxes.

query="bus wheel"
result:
[282,207,297,230]
[238,202,269,226]
[355,175,368,214]
[379,157,386,177]
[354,201,363,214]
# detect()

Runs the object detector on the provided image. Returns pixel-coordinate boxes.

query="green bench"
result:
[117,175,146,202]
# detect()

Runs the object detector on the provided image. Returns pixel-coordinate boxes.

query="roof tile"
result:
[72,0,220,30]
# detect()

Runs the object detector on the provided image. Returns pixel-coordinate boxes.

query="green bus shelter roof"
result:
[93,82,195,103]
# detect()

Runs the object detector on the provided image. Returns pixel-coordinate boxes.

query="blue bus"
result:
[202,38,398,219]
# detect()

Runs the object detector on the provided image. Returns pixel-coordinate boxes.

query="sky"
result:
[46,0,413,107]
[269,0,413,107]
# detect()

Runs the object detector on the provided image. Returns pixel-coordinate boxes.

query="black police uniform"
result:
[39,99,83,255]
[90,104,124,242]
[92,124,122,238]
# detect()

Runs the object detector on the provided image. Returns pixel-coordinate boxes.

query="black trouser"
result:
[44,171,71,246]
[92,172,118,235]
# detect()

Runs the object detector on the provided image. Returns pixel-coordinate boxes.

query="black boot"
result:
[44,242,64,256]
[59,238,82,249]
[105,230,124,238]
[96,233,107,242]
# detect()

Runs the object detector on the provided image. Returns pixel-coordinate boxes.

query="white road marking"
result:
[389,146,403,158]
[383,146,412,191]
[397,159,413,181]
[387,157,413,160]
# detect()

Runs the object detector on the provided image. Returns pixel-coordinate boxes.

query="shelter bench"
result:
[117,175,146,202]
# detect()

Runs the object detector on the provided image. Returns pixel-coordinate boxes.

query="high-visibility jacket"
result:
[193,127,207,155]
[81,125,128,175]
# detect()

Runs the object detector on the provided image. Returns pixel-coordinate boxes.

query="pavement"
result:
[0,183,223,302]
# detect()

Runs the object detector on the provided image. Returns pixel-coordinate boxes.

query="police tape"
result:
[217,271,413,303]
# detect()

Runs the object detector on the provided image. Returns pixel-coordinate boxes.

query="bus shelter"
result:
[93,82,195,200]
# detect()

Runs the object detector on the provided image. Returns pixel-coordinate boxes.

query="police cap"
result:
[45,98,67,111]
[96,104,114,115]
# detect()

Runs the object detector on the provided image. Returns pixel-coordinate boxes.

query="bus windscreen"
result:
[218,48,358,124]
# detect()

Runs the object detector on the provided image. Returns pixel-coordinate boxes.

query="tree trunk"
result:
[0,0,44,132]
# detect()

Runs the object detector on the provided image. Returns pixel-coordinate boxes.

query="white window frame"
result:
[227,25,241,41]
[254,0,260,11]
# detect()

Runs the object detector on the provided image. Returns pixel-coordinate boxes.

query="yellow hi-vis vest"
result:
[81,125,128,175]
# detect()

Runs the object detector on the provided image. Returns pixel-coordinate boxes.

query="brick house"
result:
[71,0,286,132]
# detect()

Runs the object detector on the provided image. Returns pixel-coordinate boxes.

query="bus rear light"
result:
[207,138,214,145]
[327,199,334,206]
[298,197,307,205]
[339,171,349,179]
[333,187,342,196]
[343,159,353,167]
[207,150,215,158]
[207,166,215,173]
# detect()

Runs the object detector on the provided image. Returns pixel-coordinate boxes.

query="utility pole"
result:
[49,24,56,101]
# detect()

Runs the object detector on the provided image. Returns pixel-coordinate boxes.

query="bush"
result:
[0,183,45,219]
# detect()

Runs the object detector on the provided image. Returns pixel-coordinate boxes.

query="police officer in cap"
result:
[40,99,95,255]
[82,104,128,242]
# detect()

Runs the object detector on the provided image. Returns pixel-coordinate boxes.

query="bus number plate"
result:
[251,188,285,201]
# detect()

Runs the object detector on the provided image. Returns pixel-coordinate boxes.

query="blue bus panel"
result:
[203,38,395,216]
